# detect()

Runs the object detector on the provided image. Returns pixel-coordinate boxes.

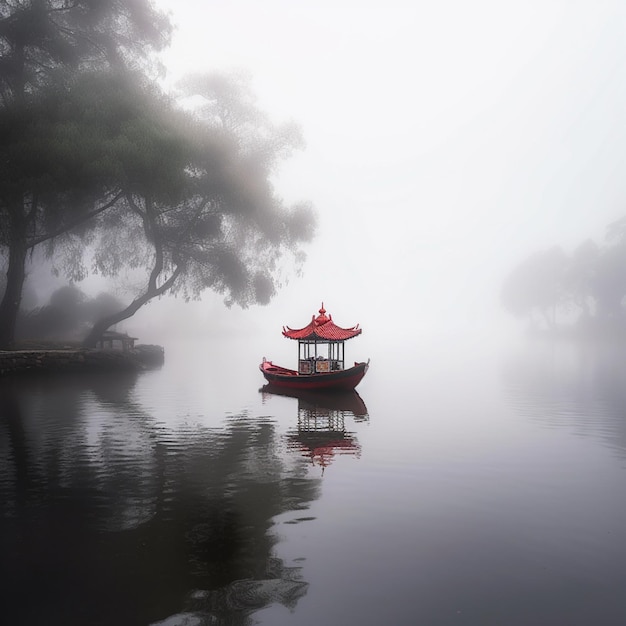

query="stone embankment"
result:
[0,345,164,376]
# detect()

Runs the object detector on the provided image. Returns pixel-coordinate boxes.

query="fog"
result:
[5,6,626,623]
[135,1,625,342]
[16,1,626,350]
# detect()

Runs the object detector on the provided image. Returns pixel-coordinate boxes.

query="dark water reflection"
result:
[2,337,626,626]
[0,372,323,625]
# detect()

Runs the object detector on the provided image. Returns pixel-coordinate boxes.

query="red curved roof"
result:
[282,303,362,341]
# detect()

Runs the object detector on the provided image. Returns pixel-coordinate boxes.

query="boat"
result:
[259,303,369,391]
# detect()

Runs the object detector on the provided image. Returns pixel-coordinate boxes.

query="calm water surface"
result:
[1,334,625,625]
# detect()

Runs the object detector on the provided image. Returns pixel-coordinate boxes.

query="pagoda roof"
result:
[282,303,362,341]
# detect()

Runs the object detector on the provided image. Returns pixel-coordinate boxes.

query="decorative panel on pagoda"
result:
[315,360,330,373]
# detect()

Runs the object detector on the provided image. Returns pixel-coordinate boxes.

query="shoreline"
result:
[0,344,164,376]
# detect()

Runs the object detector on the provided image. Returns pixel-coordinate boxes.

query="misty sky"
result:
[104,1,626,341]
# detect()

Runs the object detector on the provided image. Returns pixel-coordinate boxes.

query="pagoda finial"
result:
[314,301,329,325]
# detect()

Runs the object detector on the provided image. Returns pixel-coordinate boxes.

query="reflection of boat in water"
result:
[260,384,368,418]
[289,419,361,471]
[260,384,367,471]
[259,303,369,391]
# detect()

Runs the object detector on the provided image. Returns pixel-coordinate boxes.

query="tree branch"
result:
[82,263,183,348]
[27,190,124,248]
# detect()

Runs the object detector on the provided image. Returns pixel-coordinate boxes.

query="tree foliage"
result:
[82,73,316,347]
[0,0,171,103]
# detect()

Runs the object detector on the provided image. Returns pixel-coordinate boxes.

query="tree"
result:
[563,239,599,321]
[81,73,316,347]
[17,283,86,339]
[502,221,626,335]
[16,284,124,340]
[501,246,569,329]
[0,0,171,349]
[590,242,626,320]
[0,69,169,347]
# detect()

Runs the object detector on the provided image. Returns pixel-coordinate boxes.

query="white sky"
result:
[130,0,626,341]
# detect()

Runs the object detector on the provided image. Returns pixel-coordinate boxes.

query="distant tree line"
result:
[0,1,316,349]
[501,218,626,335]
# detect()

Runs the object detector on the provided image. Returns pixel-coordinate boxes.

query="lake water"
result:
[1,333,626,626]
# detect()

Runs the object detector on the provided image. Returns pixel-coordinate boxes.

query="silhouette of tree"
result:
[1,8,316,351]
[590,241,626,321]
[81,73,316,348]
[0,0,172,349]
[564,239,599,321]
[501,246,569,329]
[502,220,626,335]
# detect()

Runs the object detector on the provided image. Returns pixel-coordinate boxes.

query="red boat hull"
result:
[259,358,369,391]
